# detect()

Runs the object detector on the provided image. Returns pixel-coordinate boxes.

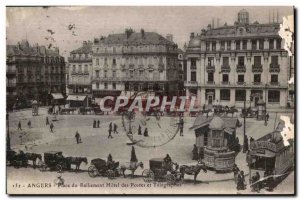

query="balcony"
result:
[236,82,246,86]
[269,63,280,73]
[221,81,230,85]
[236,65,246,73]
[68,57,92,63]
[221,65,231,73]
[6,69,16,76]
[206,81,215,85]
[184,81,198,87]
[270,82,280,86]
[206,65,215,72]
[253,82,262,86]
[71,71,89,75]
[252,64,263,73]
[190,65,197,70]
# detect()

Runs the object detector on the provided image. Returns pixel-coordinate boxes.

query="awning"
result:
[66,95,87,101]
[51,93,64,100]
[249,150,276,158]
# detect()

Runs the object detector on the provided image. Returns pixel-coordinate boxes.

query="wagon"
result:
[88,158,120,179]
[7,150,28,168]
[142,158,182,185]
[38,151,70,172]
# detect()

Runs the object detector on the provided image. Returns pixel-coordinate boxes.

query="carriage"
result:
[142,158,182,185]
[38,151,70,172]
[240,107,258,118]
[7,150,28,168]
[88,158,120,179]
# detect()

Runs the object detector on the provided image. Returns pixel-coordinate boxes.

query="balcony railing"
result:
[252,64,263,73]
[190,65,197,70]
[221,81,230,85]
[269,63,280,73]
[206,81,215,85]
[71,71,89,75]
[270,82,280,86]
[184,81,198,87]
[206,65,215,72]
[221,65,231,73]
[253,82,262,86]
[236,82,246,86]
[68,57,92,63]
[236,65,246,73]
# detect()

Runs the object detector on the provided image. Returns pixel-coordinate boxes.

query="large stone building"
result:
[67,41,93,94]
[91,29,182,99]
[185,9,290,108]
[6,40,66,110]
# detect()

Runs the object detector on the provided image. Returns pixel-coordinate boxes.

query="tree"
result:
[130,146,138,162]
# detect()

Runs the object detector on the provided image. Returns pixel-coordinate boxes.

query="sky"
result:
[6,6,293,58]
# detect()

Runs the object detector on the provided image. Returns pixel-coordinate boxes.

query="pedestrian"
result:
[108,128,113,139]
[50,123,54,133]
[266,113,269,121]
[232,164,240,184]
[107,154,114,168]
[46,117,49,125]
[93,120,96,128]
[18,121,22,130]
[109,122,112,131]
[143,128,148,137]
[27,120,31,128]
[113,123,118,134]
[192,144,198,160]
[75,131,81,144]
[237,171,246,190]
[97,120,100,128]
[138,125,142,135]
[179,118,184,136]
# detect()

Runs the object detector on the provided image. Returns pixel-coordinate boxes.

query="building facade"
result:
[185,10,290,108]
[91,29,182,98]
[6,40,66,110]
[67,41,93,94]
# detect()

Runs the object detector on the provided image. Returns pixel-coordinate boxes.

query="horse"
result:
[25,153,42,168]
[179,162,207,184]
[120,161,144,178]
[65,157,88,171]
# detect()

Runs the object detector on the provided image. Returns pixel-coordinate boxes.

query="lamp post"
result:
[264,84,268,126]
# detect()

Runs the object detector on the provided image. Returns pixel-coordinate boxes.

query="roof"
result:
[70,42,92,54]
[66,95,87,101]
[190,116,240,130]
[209,117,225,129]
[97,32,176,46]
[51,93,64,100]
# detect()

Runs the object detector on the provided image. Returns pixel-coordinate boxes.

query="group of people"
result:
[108,122,119,139]
[93,120,101,128]
[192,144,204,161]
[137,125,148,137]
[233,164,246,191]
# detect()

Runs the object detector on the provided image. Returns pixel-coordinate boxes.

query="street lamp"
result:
[264,84,268,126]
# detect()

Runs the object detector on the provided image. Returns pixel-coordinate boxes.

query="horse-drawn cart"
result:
[142,158,182,185]
[38,151,70,172]
[88,158,120,179]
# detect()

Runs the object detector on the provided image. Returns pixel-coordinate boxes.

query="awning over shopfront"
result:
[66,95,87,101]
[51,93,64,100]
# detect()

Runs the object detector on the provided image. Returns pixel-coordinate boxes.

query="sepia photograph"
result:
[5,5,295,195]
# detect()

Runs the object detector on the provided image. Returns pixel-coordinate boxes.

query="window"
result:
[254,74,261,83]
[236,40,241,50]
[235,90,246,101]
[96,59,99,66]
[276,39,281,49]
[271,56,278,64]
[259,39,264,50]
[208,57,214,66]
[222,74,229,82]
[271,74,278,83]
[113,47,116,53]
[254,56,261,66]
[227,41,231,50]
[112,58,116,65]
[85,54,88,59]
[252,40,257,50]
[238,74,244,83]
[206,42,210,51]
[242,40,247,50]
[96,82,99,89]
[104,48,107,53]
[104,58,107,64]
[104,70,107,78]
[148,70,153,79]
[269,39,274,49]
[208,72,214,82]
[191,58,197,68]
[222,57,229,67]
[211,130,222,148]
[238,56,245,66]
[130,70,134,78]
[191,72,196,81]
[78,65,82,72]
[95,70,99,78]
[84,65,88,73]
[268,90,280,103]
[220,89,230,101]
[221,41,225,51]
[212,42,216,51]
[139,70,144,77]
[72,65,76,72]
[104,83,108,89]
[96,48,99,52]
[112,70,116,78]
[112,83,116,89]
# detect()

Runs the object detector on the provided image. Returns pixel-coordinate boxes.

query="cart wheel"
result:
[88,166,98,177]
[165,174,176,185]
[107,170,115,179]
[142,169,154,182]
[56,164,63,173]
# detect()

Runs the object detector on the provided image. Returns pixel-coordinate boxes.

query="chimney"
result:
[166,34,173,42]
[190,32,195,39]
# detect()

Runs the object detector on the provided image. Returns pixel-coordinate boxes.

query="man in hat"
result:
[18,121,22,130]
[50,123,54,133]
[75,131,81,144]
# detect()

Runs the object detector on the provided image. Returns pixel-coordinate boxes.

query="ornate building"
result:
[185,9,290,108]
[6,40,66,110]
[91,29,182,98]
[68,41,93,94]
